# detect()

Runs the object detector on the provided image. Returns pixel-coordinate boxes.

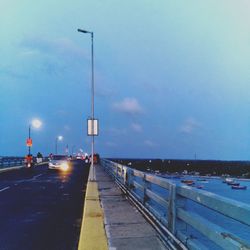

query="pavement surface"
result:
[96,164,167,250]
[0,160,89,250]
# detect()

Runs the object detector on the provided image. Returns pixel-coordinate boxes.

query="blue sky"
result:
[0,1,250,160]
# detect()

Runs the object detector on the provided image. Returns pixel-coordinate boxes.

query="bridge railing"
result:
[0,157,25,169]
[101,159,250,250]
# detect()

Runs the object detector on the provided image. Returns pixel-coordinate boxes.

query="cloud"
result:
[56,110,68,116]
[179,117,201,134]
[105,128,127,136]
[64,125,71,131]
[20,36,87,61]
[18,36,88,76]
[131,122,142,132]
[105,141,117,147]
[0,66,28,79]
[113,97,144,115]
[144,140,158,147]
[95,85,116,98]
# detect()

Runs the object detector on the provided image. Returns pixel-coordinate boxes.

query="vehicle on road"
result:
[25,154,34,169]
[76,153,90,163]
[48,155,70,171]
[89,153,100,164]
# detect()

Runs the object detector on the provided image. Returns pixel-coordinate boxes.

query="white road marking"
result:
[16,174,44,184]
[33,174,43,179]
[0,186,10,192]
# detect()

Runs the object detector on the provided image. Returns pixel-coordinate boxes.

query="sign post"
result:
[87,118,99,181]
[27,125,32,155]
[87,119,99,136]
[26,138,33,147]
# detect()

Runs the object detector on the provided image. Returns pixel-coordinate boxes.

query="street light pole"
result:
[27,118,42,156]
[28,125,31,155]
[72,145,76,155]
[55,135,63,155]
[55,137,58,155]
[78,28,95,181]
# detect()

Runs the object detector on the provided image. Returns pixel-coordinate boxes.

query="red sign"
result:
[26,138,32,147]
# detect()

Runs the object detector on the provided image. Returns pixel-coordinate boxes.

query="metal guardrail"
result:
[101,159,250,250]
[0,157,25,169]
[0,157,51,170]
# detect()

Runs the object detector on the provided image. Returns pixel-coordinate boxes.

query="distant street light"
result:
[78,28,96,181]
[71,145,76,155]
[55,135,63,154]
[32,119,42,129]
[27,118,42,155]
[65,144,69,155]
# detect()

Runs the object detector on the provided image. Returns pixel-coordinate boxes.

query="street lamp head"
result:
[77,28,93,35]
[31,118,42,129]
[58,135,63,141]
[78,28,88,33]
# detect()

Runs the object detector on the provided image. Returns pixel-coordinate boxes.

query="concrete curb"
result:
[0,162,48,174]
[78,165,108,250]
[36,161,49,166]
[0,166,24,173]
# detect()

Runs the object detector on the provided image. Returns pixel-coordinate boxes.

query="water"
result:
[153,175,250,249]
[169,175,250,203]
[112,158,250,248]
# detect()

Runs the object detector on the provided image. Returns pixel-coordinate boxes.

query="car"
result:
[48,155,70,171]
[76,154,82,160]
[75,153,89,163]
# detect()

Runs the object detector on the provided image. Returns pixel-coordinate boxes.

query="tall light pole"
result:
[55,135,63,154]
[71,145,76,155]
[27,119,42,155]
[28,125,31,155]
[78,28,95,181]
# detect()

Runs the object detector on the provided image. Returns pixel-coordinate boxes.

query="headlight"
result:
[60,163,69,171]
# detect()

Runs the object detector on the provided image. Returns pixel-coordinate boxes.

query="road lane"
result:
[0,186,10,192]
[0,160,89,250]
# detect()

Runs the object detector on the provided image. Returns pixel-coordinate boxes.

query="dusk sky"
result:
[1,1,250,160]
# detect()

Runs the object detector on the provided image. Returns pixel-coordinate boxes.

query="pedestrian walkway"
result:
[78,164,167,250]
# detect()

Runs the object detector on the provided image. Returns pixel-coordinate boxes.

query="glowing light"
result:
[58,135,63,141]
[31,119,42,129]
[60,162,69,171]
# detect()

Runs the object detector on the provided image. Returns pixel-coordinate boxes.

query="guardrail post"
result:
[112,163,116,179]
[175,189,187,235]
[123,166,127,185]
[115,164,118,178]
[143,173,150,205]
[126,168,133,190]
[110,162,113,177]
[168,184,187,236]
[108,162,113,178]
[118,164,122,179]
[168,183,176,233]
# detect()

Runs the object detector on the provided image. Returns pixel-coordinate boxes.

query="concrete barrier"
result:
[78,165,108,250]
[0,166,24,173]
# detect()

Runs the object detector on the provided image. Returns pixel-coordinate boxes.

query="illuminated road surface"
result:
[0,160,89,250]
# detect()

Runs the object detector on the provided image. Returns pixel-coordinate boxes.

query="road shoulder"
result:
[78,165,108,250]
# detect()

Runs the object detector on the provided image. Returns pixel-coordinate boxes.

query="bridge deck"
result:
[79,164,167,250]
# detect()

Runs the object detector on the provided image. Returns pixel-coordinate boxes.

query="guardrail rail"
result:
[101,159,250,250]
[0,157,25,169]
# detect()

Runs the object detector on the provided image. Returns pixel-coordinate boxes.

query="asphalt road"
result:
[0,160,90,250]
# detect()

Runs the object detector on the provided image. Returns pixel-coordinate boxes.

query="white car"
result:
[76,153,89,162]
[48,155,70,171]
